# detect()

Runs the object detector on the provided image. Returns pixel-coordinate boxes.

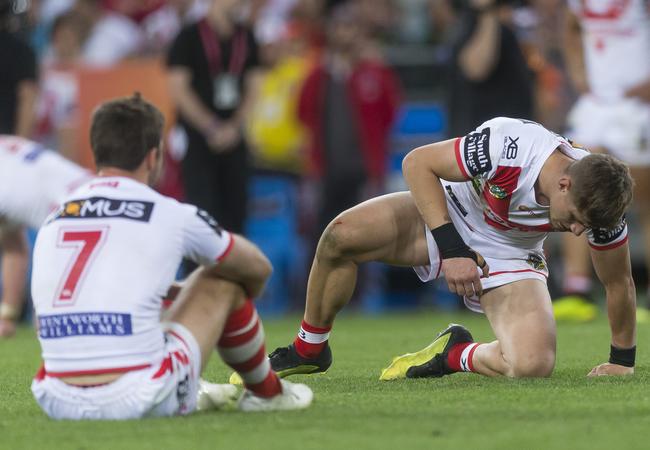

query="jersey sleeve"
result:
[453,118,509,180]
[587,216,629,251]
[454,117,564,181]
[181,205,234,266]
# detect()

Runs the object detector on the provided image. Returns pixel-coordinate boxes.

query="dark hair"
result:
[568,154,634,229]
[90,93,164,171]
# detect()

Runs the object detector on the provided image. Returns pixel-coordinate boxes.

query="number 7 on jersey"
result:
[54,227,108,306]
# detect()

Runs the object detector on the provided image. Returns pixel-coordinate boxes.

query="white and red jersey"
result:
[445,117,628,261]
[0,135,90,229]
[31,176,234,377]
[568,0,650,100]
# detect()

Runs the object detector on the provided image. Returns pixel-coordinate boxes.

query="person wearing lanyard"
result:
[167,0,260,234]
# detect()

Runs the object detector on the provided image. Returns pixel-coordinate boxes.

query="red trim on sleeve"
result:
[454,137,470,179]
[217,233,235,262]
[589,235,628,251]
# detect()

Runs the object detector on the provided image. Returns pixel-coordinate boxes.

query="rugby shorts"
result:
[414,211,548,314]
[31,322,201,420]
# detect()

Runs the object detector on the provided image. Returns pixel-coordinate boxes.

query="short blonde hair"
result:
[568,154,634,229]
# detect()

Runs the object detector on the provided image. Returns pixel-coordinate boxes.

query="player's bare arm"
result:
[587,242,636,376]
[402,139,489,297]
[206,234,272,299]
[0,224,29,337]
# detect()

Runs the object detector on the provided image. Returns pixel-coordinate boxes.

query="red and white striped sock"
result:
[217,300,281,398]
[446,342,481,373]
[293,320,331,359]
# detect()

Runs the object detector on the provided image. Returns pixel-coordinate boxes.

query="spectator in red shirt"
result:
[297,3,401,234]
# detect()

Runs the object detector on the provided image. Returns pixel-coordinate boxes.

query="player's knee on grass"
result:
[508,350,555,378]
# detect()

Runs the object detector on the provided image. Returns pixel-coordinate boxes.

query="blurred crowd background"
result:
[0,0,647,317]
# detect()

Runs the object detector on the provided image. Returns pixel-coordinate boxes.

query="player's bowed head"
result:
[548,153,634,235]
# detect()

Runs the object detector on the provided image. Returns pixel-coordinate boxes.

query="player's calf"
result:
[472,340,556,378]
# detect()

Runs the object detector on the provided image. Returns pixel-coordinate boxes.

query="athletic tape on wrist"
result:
[431,222,478,263]
[609,344,635,367]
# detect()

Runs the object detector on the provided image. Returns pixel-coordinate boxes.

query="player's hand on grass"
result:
[442,251,489,297]
[0,318,16,338]
[587,363,634,377]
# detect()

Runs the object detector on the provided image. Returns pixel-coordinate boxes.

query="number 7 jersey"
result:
[31,176,234,377]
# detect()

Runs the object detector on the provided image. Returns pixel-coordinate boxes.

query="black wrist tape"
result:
[609,345,635,367]
[431,223,477,263]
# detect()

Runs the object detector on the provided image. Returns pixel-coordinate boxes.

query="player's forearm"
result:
[402,153,452,229]
[208,235,273,299]
[605,276,636,349]
[236,256,272,300]
[458,11,501,82]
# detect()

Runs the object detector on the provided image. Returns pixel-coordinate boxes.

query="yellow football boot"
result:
[380,323,473,381]
[553,295,598,322]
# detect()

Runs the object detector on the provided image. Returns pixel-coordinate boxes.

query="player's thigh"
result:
[165,268,245,370]
[325,191,430,267]
[482,279,556,375]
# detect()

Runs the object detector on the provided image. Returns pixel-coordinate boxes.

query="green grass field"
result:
[2,311,650,450]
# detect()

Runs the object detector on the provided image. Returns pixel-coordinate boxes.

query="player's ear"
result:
[558,174,572,193]
[145,147,159,170]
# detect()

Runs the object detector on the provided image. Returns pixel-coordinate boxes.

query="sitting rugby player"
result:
[30,94,313,420]
[0,136,90,337]
[258,117,636,381]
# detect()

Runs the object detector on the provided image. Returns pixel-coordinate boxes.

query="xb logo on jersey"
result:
[502,136,518,160]
[56,197,154,222]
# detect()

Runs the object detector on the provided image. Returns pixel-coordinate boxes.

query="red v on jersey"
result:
[482,165,552,232]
